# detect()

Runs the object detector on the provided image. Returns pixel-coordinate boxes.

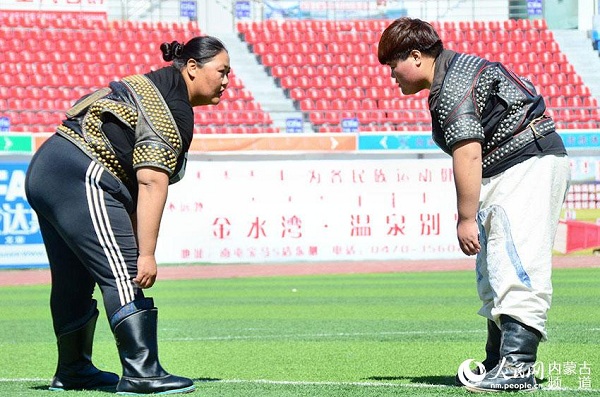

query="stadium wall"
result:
[1,131,599,269]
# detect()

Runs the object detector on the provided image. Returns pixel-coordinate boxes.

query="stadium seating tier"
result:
[0,14,274,134]
[1,14,599,134]
[239,18,600,132]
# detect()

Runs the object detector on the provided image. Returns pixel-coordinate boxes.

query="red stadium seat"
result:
[533,19,548,30]
[550,70,569,86]
[472,41,487,55]
[575,85,591,97]
[494,30,509,43]
[583,97,599,108]
[545,63,561,75]
[561,85,576,98]
[503,19,517,31]
[567,74,583,86]
[524,30,540,42]
[540,30,554,42]
[566,96,583,109]
[517,41,531,53]
[487,41,502,55]
[0,17,592,134]
[510,29,525,43]
[312,98,327,111]
[529,63,544,76]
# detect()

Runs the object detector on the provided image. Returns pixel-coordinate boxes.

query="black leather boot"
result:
[49,300,119,391]
[110,298,195,395]
[455,319,502,386]
[464,315,541,392]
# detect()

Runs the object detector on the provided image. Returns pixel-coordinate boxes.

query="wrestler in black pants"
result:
[26,134,143,328]
[27,134,195,394]
[24,36,228,395]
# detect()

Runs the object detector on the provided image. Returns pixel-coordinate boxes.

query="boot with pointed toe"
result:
[49,301,119,391]
[464,315,540,393]
[455,319,501,386]
[111,298,195,395]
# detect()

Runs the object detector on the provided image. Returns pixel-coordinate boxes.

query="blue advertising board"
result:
[341,118,359,133]
[559,131,600,149]
[262,0,406,20]
[285,117,303,133]
[0,116,10,133]
[357,131,600,152]
[180,0,197,19]
[0,163,48,268]
[235,0,251,19]
[527,0,543,16]
[358,133,439,151]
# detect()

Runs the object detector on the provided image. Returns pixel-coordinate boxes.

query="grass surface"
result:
[0,267,599,396]
[562,208,600,223]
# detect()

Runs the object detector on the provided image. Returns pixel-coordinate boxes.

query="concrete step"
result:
[552,29,600,102]
[217,32,314,132]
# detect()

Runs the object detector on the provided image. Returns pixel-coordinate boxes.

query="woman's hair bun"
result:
[160,41,184,62]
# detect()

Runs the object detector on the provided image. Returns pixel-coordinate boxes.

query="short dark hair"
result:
[378,17,444,65]
[160,36,228,69]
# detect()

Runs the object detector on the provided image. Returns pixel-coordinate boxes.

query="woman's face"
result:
[186,50,231,107]
[388,51,429,95]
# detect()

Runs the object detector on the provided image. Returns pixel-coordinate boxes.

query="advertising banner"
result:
[180,0,197,19]
[156,158,463,264]
[0,0,106,12]
[0,0,107,21]
[0,163,48,268]
[260,0,406,20]
[235,0,252,19]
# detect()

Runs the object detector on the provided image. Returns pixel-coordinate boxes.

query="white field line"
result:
[223,379,449,389]
[165,329,484,341]
[1,377,599,393]
[0,329,483,347]
[221,379,600,393]
[0,329,485,349]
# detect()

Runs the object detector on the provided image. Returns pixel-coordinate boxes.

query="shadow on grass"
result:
[195,377,222,382]
[365,375,456,386]
[30,385,117,393]
[30,385,50,391]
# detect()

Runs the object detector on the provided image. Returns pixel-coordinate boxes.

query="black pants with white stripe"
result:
[25,134,144,335]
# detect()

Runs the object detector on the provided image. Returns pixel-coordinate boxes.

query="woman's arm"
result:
[452,140,482,256]
[134,167,169,288]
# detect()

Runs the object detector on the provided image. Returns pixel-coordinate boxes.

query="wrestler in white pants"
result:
[476,154,571,341]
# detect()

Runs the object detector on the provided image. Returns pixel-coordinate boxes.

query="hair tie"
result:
[173,42,184,58]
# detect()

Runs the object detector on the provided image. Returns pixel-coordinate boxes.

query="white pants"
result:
[476,155,570,340]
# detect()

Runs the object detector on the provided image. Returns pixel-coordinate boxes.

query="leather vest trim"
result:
[57,75,183,184]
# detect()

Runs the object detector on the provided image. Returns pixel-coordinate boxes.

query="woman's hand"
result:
[135,254,158,288]
[457,218,480,256]
[134,167,169,288]
[451,140,482,257]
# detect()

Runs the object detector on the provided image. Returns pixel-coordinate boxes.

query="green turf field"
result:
[560,208,600,225]
[1,267,598,396]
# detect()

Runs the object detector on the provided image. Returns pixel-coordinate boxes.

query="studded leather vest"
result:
[430,52,555,177]
[57,74,184,186]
